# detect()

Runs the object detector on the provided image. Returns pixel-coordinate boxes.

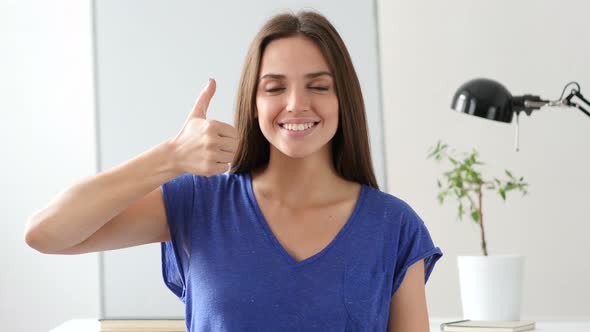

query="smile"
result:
[278,121,320,137]
[279,122,318,131]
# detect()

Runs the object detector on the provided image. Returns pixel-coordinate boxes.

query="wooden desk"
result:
[51,318,590,331]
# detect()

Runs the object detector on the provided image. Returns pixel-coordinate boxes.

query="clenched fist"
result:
[172,79,238,176]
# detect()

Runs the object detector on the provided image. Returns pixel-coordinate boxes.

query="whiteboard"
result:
[94,0,385,318]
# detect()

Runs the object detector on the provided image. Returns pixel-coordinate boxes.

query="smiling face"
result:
[256,35,339,160]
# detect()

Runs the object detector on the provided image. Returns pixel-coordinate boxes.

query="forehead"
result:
[259,35,331,76]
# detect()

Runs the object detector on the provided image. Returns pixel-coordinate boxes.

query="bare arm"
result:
[387,259,430,332]
[24,78,238,255]
[24,140,179,254]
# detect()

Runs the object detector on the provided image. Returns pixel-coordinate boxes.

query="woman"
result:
[25,11,442,331]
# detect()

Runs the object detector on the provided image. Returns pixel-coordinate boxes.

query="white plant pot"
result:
[457,255,525,321]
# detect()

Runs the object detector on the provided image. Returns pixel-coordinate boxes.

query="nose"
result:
[286,86,310,113]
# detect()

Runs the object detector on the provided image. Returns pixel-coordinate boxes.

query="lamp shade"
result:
[451,78,514,123]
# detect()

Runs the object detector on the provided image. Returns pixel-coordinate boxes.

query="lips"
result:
[278,120,319,137]
[280,122,317,131]
[278,118,321,125]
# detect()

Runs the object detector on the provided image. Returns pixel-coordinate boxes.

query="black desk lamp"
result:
[451,78,589,151]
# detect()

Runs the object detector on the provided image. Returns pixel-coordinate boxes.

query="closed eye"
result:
[310,86,329,91]
[265,88,285,93]
[264,86,329,93]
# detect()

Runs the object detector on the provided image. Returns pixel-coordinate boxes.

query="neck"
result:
[251,145,345,207]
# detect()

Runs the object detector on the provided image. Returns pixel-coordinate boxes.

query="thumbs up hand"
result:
[171,79,238,176]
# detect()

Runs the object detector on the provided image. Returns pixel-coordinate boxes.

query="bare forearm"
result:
[24,139,180,253]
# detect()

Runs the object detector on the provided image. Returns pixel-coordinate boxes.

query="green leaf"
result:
[454,179,463,189]
[437,191,448,204]
[427,149,437,159]
[471,211,479,222]
[427,141,445,159]
[505,169,513,178]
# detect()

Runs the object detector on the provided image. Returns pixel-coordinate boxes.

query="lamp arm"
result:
[565,91,590,118]
[515,82,590,118]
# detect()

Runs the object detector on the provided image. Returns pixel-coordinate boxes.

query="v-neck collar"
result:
[245,172,367,268]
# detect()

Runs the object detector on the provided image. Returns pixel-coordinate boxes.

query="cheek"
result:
[321,98,340,124]
[256,99,282,132]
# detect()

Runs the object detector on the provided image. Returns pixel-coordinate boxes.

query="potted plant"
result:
[427,140,529,321]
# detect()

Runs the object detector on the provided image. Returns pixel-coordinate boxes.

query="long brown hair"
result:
[230,10,379,190]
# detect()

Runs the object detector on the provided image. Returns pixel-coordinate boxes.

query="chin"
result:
[278,148,314,159]
[275,142,330,160]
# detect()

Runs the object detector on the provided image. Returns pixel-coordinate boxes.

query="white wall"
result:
[378,0,590,320]
[1,1,98,331]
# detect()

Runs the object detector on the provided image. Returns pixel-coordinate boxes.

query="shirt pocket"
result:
[342,267,391,330]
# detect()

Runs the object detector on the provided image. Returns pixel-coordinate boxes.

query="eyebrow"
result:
[259,71,333,80]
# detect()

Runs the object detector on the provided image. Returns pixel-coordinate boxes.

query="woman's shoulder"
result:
[362,185,421,222]
[364,185,410,210]
[165,173,251,211]
[166,172,248,195]
[179,172,247,185]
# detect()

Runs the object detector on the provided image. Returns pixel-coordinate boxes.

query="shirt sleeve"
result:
[391,204,443,297]
[160,173,196,303]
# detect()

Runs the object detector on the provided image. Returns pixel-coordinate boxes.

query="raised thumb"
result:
[189,78,216,119]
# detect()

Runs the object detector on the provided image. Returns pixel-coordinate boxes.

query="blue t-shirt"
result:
[161,172,442,331]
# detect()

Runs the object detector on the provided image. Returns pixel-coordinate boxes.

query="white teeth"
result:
[282,122,316,131]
